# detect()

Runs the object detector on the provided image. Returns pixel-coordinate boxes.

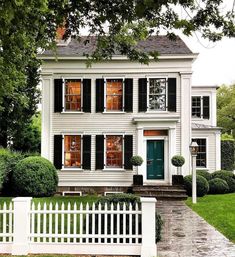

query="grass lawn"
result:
[186,193,235,243]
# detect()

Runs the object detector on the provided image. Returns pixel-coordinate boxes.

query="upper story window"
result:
[192,138,207,168]
[192,96,210,119]
[106,79,123,111]
[64,135,81,168]
[149,78,167,111]
[65,79,82,111]
[106,135,123,168]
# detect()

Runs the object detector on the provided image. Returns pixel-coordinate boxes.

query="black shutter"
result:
[96,79,104,112]
[168,78,177,112]
[82,135,91,169]
[54,79,63,112]
[203,96,210,119]
[138,78,147,112]
[96,135,104,169]
[54,135,63,169]
[124,135,133,170]
[124,79,133,112]
[83,79,91,112]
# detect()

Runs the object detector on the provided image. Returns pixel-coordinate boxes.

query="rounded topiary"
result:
[130,155,143,166]
[209,178,229,194]
[184,175,209,197]
[171,155,185,167]
[196,170,211,181]
[12,156,58,197]
[211,170,235,193]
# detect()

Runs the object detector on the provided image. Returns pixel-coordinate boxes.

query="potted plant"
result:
[171,155,185,185]
[130,155,144,186]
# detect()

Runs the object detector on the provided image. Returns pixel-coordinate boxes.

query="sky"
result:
[181,34,235,86]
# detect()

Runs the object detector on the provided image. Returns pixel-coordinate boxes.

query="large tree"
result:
[217,84,235,137]
[0,0,235,148]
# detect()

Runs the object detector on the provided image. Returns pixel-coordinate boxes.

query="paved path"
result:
[156,200,235,257]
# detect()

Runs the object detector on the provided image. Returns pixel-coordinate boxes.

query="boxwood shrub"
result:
[196,170,211,181]
[209,178,229,194]
[211,170,235,193]
[12,156,58,197]
[184,175,209,197]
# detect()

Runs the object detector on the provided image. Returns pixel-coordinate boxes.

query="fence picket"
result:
[129,203,132,244]
[92,202,95,243]
[117,202,120,244]
[3,203,7,242]
[49,202,53,243]
[79,202,83,243]
[31,203,35,243]
[73,203,77,243]
[55,203,58,243]
[37,202,41,243]
[9,202,13,242]
[98,202,101,244]
[123,203,126,244]
[85,203,89,243]
[110,203,114,244]
[61,202,65,243]
[43,203,47,243]
[67,202,71,242]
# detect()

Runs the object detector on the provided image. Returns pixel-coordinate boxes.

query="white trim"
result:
[104,134,124,169]
[103,77,125,113]
[63,78,83,112]
[62,134,84,170]
[191,95,210,120]
[62,191,82,196]
[146,77,168,112]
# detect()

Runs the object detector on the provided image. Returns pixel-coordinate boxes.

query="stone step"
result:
[133,187,186,193]
[137,193,188,201]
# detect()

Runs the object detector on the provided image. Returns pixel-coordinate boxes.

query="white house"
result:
[39,36,221,193]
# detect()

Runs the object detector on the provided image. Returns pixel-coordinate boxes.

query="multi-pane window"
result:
[192,96,201,118]
[106,135,123,168]
[106,79,123,111]
[192,138,207,168]
[64,135,81,168]
[149,78,167,111]
[65,79,81,111]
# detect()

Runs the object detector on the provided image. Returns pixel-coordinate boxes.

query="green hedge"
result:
[211,170,235,193]
[209,178,229,194]
[221,140,235,171]
[196,170,211,181]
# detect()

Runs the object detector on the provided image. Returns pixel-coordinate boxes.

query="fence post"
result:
[140,197,157,257]
[12,197,32,255]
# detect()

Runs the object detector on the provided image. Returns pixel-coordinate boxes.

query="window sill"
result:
[61,168,84,171]
[192,117,209,120]
[102,168,125,172]
[196,167,208,170]
[145,110,169,114]
[61,111,84,114]
[102,111,126,114]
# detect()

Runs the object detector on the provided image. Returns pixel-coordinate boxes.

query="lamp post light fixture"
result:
[189,141,199,204]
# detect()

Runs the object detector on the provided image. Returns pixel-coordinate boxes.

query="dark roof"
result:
[192,123,221,130]
[42,35,193,57]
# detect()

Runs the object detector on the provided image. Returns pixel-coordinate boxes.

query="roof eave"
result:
[38,53,198,61]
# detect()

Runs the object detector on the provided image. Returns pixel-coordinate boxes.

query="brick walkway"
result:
[156,200,235,257]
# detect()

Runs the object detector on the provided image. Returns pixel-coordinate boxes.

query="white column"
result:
[140,197,157,257]
[12,197,32,255]
[192,156,197,204]
[41,76,52,160]
[168,128,176,184]
[211,90,217,126]
[180,72,192,176]
[215,131,221,170]
[137,127,144,175]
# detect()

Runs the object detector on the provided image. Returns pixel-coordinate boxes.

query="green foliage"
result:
[196,170,211,181]
[209,178,229,194]
[171,155,185,167]
[184,175,209,197]
[221,140,235,171]
[97,193,140,205]
[211,170,235,193]
[11,113,41,153]
[0,148,24,192]
[12,156,58,197]
[130,155,144,167]
[155,213,163,243]
[217,85,235,138]
[221,133,234,141]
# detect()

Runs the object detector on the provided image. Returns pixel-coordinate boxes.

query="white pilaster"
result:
[180,72,192,176]
[137,127,144,175]
[169,128,176,183]
[211,90,217,126]
[215,131,221,170]
[41,76,52,161]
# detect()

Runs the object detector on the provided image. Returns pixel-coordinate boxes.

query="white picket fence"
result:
[0,197,157,257]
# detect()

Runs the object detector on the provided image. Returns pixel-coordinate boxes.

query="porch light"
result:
[189,141,199,156]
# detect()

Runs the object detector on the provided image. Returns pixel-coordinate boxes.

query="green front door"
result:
[147,140,164,179]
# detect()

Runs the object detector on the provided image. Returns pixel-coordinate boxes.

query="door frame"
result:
[143,136,168,184]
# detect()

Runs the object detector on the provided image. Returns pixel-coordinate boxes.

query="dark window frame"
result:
[192,96,210,119]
